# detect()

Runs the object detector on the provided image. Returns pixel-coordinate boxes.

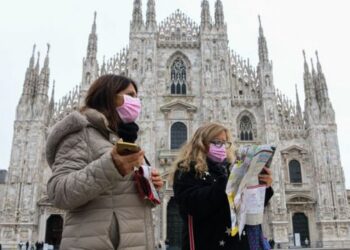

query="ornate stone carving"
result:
[158,10,200,48]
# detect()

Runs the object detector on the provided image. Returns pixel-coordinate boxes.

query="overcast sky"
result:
[0,0,349,188]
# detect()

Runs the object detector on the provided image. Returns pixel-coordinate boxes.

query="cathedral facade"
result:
[1,0,350,249]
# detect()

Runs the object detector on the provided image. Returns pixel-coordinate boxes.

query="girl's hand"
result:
[151,168,164,191]
[258,167,273,187]
[111,147,144,176]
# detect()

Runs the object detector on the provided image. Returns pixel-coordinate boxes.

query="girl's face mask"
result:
[116,94,141,123]
[207,143,227,163]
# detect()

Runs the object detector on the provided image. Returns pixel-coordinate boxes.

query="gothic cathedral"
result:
[1,0,349,249]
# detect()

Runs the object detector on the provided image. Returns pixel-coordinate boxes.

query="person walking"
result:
[46,74,163,249]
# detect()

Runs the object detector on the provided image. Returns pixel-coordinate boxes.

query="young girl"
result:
[172,123,273,250]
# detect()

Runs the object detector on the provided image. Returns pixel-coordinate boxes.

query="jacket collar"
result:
[82,108,116,140]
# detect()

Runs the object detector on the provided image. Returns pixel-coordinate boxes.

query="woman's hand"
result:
[111,147,144,176]
[258,167,273,187]
[151,168,164,191]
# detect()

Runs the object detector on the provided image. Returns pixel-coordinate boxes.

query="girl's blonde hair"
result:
[172,122,235,178]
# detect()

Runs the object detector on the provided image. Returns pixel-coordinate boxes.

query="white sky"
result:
[0,0,349,188]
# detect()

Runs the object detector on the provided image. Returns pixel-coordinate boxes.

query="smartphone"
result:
[116,141,141,155]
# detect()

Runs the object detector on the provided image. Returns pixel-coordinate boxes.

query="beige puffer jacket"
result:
[46,109,155,250]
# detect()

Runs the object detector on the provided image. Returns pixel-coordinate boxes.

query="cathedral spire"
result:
[81,12,100,99]
[50,80,55,107]
[315,50,323,74]
[132,0,144,30]
[22,45,36,97]
[214,0,224,29]
[37,43,50,97]
[303,50,320,126]
[146,0,156,30]
[201,0,212,31]
[43,43,50,69]
[258,15,269,64]
[295,84,303,122]
[29,44,36,68]
[315,50,330,107]
[303,50,309,73]
[310,57,321,102]
[87,12,97,60]
[33,51,41,92]
[303,51,312,103]
[47,80,55,124]
[35,51,40,75]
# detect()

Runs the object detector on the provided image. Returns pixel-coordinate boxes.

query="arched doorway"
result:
[167,197,183,250]
[45,214,63,249]
[292,212,310,246]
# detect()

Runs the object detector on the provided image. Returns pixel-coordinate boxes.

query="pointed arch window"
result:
[170,58,187,95]
[289,160,302,183]
[171,122,187,149]
[239,116,253,141]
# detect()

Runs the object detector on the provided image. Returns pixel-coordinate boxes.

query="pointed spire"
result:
[47,80,55,124]
[43,43,50,68]
[315,50,323,73]
[36,43,51,97]
[258,15,264,36]
[92,11,97,34]
[303,51,314,108]
[303,50,309,73]
[87,12,98,60]
[29,44,36,68]
[35,52,40,72]
[215,0,224,28]
[146,0,156,30]
[201,0,212,30]
[101,56,106,75]
[315,50,330,106]
[132,0,144,29]
[34,51,40,82]
[258,15,269,64]
[21,45,38,98]
[310,58,319,96]
[295,84,302,119]
[50,80,55,107]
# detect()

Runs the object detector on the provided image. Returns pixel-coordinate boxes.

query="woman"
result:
[46,74,163,250]
[172,123,273,250]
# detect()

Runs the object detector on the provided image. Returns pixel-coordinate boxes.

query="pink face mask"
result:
[116,95,141,123]
[208,143,227,163]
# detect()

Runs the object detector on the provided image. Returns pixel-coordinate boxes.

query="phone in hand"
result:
[116,141,141,156]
